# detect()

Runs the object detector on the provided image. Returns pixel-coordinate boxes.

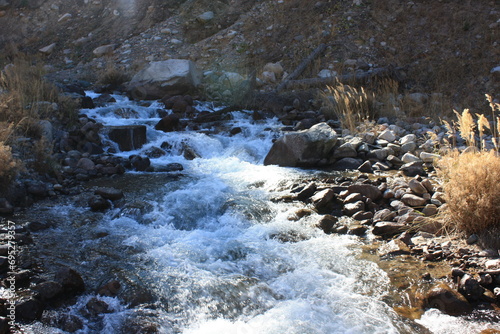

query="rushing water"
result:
[19,94,499,333]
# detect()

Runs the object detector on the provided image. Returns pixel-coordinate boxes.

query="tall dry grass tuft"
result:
[445,95,500,151]
[453,108,475,147]
[320,83,375,133]
[436,150,500,241]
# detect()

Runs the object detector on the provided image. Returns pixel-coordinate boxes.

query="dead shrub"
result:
[436,150,500,239]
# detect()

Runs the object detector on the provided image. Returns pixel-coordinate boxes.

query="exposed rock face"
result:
[264,122,337,167]
[127,60,202,100]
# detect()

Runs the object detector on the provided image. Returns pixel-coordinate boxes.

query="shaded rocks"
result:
[54,267,85,295]
[161,94,196,115]
[60,116,103,155]
[16,298,44,321]
[264,122,337,167]
[95,187,124,201]
[90,187,124,211]
[127,59,202,100]
[155,114,181,132]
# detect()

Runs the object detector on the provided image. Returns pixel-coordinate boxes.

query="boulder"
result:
[108,125,147,151]
[127,60,202,100]
[378,239,411,256]
[400,161,426,176]
[347,184,382,201]
[333,142,357,158]
[420,151,440,163]
[316,214,338,233]
[16,298,43,321]
[295,182,317,201]
[357,160,373,173]
[423,283,472,316]
[408,179,427,195]
[378,129,396,142]
[89,195,111,211]
[155,114,181,132]
[264,123,337,167]
[311,189,336,209]
[33,281,63,300]
[332,158,363,170]
[54,267,85,294]
[372,221,407,237]
[343,201,365,216]
[93,44,115,57]
[401,194,427,207]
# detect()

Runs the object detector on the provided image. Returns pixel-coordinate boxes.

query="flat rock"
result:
[372,221,407,237]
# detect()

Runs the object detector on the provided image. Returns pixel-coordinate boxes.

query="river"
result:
[18,94,498,333]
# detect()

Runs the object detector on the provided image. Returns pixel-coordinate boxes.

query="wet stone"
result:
[85,298,111,317]
[423,283,472,316]
[89,195,111,211]
[55,267,85,294]
[95,187,124,201]
[343,201,365,216]
[316,215,338,234]
[401,194,427,207]
[372,221,407,237]
[34,281,63,300]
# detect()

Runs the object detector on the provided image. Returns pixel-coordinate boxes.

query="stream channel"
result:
[17,93,499,333]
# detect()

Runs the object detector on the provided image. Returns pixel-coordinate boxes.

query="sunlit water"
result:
[19,94,499,333]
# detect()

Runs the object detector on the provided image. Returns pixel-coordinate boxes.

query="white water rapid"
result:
[22,94,499,333]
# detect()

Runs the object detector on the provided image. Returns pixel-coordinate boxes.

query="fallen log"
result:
[282,66,406,90]
[276,43,327,92]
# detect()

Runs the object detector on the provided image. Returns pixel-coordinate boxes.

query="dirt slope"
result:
[0,0,498,112]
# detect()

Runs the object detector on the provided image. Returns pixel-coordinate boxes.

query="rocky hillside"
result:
[0,0,499,112]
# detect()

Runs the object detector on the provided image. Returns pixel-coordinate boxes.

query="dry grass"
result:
[320,83,375,133]
[436,95,500,246]
[0,56,77,179]
[97,61,130,88]
[436,150,500,239]
[444,95,500,151]
[0,58,58,124]
[0,141,20,184]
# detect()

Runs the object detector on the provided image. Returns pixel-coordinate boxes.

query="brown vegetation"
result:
[436,150,500,242]
[436,95,500,246]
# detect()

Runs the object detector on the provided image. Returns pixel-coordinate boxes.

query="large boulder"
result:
[264,122,337,167]
[126,59,202,100]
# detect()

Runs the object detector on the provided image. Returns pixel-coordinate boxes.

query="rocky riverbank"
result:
[0,81,499,333]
